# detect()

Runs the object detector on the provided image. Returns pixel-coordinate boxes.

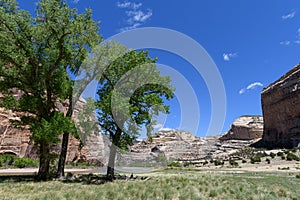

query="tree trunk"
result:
[37,142,51,181]
[106,128,122,181]
[56,99,73,178]
[106,143,117,181]
[56,132,69,178]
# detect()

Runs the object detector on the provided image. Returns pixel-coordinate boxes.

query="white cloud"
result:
[72,0,80,3]
[117,1,142,10]
[152,123,164,129]
[239,82,263,94]
[117,1,152,32]
[223,52,237,61]
[280,41,291,45]
[282,11,296,20]
[126,9,152,24]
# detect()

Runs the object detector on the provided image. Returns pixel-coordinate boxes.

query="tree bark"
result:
[106,128,122,181]
[37,142,51,181]
[56,98,73,178]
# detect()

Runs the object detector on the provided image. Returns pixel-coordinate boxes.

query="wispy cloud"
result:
[239,82,263,94]
[280,40,291,45]
[152,123,164,129]
[282,11,296,20]
[72,0,80,4]
[117,1,142,10]
[223,52,238,61]
[117,1,152,32]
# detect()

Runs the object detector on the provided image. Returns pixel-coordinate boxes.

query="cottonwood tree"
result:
[0,0,100,180]
[95,50,174,180]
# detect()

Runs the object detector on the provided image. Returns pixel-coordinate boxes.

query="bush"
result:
[0,154,16,166]
[277,152,284,157]
[167,161,181,167]
[296,174,300,179]
[266,158,271,164]
[250,156,261,164]
[270,152,276,159]
[229,160,239,167]
[213,159,224,166]
[13,158,38,168]
[242,160,247,163]
[286,152,300,161]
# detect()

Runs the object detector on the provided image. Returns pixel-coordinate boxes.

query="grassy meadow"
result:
[0,169,299,200]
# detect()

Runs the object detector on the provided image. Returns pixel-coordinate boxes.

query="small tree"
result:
[96,50,174,180]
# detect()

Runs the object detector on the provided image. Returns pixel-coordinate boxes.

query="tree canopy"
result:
[0,0,100,180]
[95,49,174,179]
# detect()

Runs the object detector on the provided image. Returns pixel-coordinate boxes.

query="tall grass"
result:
[0,170,299,199]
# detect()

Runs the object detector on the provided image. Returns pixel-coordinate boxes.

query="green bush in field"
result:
[0,154,16,166]
[277,152,284,157]
[250,156,261,164]
[286,152,300,161]
[167,161,181,167]
[296,174,300,179]
[270,152,276,159]
[13,158,38,168]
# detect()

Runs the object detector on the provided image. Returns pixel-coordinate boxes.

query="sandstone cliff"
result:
[261,64,300,148]
[220,116,263,141]
[0,93,107,166]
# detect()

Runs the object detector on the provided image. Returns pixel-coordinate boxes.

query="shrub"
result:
[250,156,261,164]
[0,154,16,166]
[286,152,300,161]
[296,174,300,179]
[213,159,224,166]
[242,159,247,163]
[266,158,270,164]
[270,152,276,159]
[277,152,284,157]
[13,157,38,168]
[229,159,239,167]
[167,161,181,167]
[281,155,286,160]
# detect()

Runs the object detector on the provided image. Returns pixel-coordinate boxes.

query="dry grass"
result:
[0,170,299,200]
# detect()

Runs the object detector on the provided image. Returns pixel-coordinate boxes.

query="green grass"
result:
[0,170,299,200]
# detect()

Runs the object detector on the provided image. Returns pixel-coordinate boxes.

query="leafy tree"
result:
[95,50,174,180]
[0,0,100,180]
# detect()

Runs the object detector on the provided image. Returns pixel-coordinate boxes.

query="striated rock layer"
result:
[0,94,107,166]
[220,116,263,141]
[261,64,300,148]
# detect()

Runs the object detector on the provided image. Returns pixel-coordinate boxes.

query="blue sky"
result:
[18,0,300,137]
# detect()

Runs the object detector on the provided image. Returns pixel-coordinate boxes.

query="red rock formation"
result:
[261,64,300,148]
[0,93,106,166]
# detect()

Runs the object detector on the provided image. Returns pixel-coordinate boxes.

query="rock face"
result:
[220,116,263,141]
[261,64,300,148]
[0,93,107,166]
[115,129,258,166]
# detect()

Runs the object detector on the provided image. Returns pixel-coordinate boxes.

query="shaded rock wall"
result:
[261,64,300,148]
[220,116,263,141]
[0,94,107,166]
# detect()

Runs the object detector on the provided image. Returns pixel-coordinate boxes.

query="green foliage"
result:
[296,174,300,179]
[286,152,300,161]
[270,152,276,159]
[250,156,261,164]
[13,157,38,168]
[229,159,239,167]
[0,154,16,166]
[213,159,224,166]
[277,152,284,157]
[0,0,100,178]
[266,158,271,164]
[167,161,181,167]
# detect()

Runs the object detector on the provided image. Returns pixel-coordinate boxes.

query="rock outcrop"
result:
[219,116,263,141]
[0,93,107,166]
[261,64,300,148]
[115,129,258,166]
